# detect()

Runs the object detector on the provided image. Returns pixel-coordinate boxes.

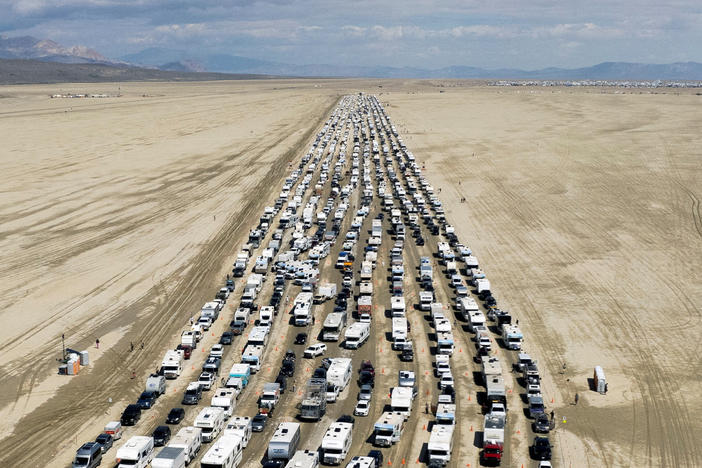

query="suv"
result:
[531,437,552,460]
[72,442,102,468]
[137,391,157,409]
[198,372,215,390]
[94,433,113,453]
[152,425,171,446]
[182,383,202,405]
[120,404,141,426]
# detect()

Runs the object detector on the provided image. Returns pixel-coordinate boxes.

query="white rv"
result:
[373,411,405,447]
[427,425,454,466]
[322,312,347,341]
[344,322,370,349]
[224,416,252,448]
[390,296,405,317]
[151,446,186,468]
[195,407,225,443]
[321,422,353,465]
[285,450,319,468]
[390,387,413,419]
[211,388,237,418]
[327,357,352,387]
[200,434,243,468]
[161,350,182,379]
[268,422,301,460]
[391,317,408,350]
[241,345,264,373]
[167,426,201,465]
[115,436,154,468]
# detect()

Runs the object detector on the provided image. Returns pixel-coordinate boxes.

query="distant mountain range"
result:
[0,35,116,64]
[2,35,702,81]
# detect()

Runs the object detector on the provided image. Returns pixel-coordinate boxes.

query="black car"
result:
[283,350,296,362]
[281,360,295,377]
[262,461,284,468]
[313,367,327,379]
[136,391,157,409]
[534,413,551,433]
[219,332,234,345]
[152,425,171,447]
[269,295,281,308]
[415,236,425,246]
[251,414,267,432]
[531,436,552,460]
[400,348,414,362]
[166,407,186,424]
[275,373,287,393]
[368,450,384,467]
[94,433,113,453]
[295,333,308,345]
[359,370,375,387]
[337,414,355,424]
[120,404,141,426]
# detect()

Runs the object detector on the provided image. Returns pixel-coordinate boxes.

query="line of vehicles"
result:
[70,93,554,468]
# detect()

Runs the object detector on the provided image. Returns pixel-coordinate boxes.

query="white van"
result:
[115,436,154,468]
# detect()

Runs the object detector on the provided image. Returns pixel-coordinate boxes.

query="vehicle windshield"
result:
[325,449,342,455]
[376,429,393,436]
[74,456,90,465]
[119,459,138,466]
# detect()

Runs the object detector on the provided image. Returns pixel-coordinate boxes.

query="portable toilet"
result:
[67,356,80,375]
[594,366,606,394]
[80,350,89,366]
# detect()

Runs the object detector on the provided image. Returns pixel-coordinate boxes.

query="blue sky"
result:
[1,0,700,68]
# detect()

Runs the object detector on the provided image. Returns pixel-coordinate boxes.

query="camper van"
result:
[200,434,243,468]
[241,345,264,373]
[195,407,226,443]
[322,312,347,341]
[224,416,252,448]
[427,425,454,466]
[151,446,186,468]
[268,422,301,460]
[167,427,201,465]
[211,388,237,419]
[327,358,352,393]
[373,412,405,447]
[285,450,320,468]
[115,436,154,468]
[321,422,353,465]
[344,322,370,349]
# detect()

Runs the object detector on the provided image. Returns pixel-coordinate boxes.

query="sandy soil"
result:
[1,79,700,467]
[0,80,339,464]
[382,86,702,467]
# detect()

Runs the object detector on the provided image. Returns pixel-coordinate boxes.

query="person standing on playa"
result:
[575,393,580,405]
[95,338,100,349]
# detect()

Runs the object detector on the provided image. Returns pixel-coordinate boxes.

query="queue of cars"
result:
[71,93,554,468]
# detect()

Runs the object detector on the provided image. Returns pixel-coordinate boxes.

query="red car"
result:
[176,344,192,360]
[360,360,375,377]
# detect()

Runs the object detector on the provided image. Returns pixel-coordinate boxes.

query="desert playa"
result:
[0,80,700,467]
